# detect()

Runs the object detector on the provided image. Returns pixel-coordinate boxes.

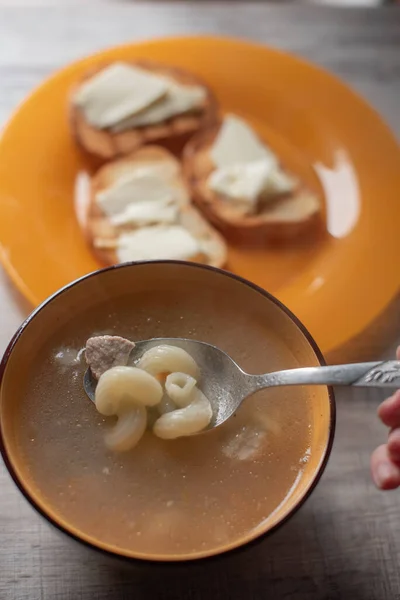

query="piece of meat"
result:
[85,335,135,379]
[221,425,268,462]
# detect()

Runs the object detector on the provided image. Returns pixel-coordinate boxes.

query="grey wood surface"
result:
[0,4,400,599]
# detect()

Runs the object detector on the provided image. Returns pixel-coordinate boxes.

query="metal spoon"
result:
[83,337,400,430]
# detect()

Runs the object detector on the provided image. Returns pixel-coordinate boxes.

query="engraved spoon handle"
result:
[251,361,400,390]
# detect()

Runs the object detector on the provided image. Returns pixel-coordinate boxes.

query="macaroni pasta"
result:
[93,344,212,451]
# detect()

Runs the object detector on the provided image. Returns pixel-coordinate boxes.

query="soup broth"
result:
[1,265,329,560]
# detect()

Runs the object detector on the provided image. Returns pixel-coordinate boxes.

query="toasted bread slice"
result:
[70,61,218,161]
[79,146,227,268]
[183,125,323,243]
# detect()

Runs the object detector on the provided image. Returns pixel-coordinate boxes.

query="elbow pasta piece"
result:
[137,345,200,380]
[96,366,163,413]
[153,388,213,440]
[165,372,197,407]
[104,405,147,452]
[95,366,163,451]
[157,372,196,416]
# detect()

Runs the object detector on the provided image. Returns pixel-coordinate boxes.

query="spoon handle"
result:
[253,361,400,389]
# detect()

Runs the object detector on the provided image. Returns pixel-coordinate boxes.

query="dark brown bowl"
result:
[0,261,335,564]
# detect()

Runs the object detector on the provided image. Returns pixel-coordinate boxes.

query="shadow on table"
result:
[80,506,364,600]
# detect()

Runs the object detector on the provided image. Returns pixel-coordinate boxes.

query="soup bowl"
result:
[0,261,335,563]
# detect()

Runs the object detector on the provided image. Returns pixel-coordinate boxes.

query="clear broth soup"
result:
[1,264,331,560]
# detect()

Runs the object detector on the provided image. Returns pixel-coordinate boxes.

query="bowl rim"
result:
[0,260,336,564]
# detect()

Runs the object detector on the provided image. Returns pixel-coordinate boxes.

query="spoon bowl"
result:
[84,337,400,431]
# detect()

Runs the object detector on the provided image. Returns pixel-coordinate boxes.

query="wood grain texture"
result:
[0,4,400,599]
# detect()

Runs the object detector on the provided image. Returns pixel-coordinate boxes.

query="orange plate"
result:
[0,36,399,356]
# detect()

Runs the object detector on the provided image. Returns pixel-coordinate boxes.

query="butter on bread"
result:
[183,121,323,243]
[80,146,227,268]
[70,61,218,161]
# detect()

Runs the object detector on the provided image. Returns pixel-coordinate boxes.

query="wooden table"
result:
[1,4,400,599]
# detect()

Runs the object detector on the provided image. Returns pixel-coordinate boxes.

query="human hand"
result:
[371,346,400,490]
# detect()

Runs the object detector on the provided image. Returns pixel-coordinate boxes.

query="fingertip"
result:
[378,390,400,428]
[388,428,400,464]
[371,444,400,490]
